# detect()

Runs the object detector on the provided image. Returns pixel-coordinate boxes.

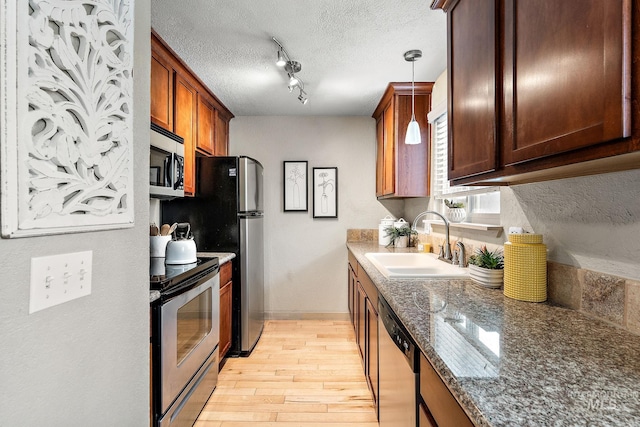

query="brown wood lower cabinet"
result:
[348,264,356,327]
[356,282,366,361]
[365,297,378,407]
[347,250,379,417]
[419,402,438,427]
[219,262,233,361]
[419,352,473,427]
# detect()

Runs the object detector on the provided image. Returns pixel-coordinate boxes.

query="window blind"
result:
[430,113,497,198]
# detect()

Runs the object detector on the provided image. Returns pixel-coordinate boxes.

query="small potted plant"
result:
[444,199,466,223]
[383,225,418,248]
[468,245,504,288]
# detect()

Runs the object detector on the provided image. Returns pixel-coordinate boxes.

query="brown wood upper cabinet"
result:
[196,92,216,155]
[372,82,433,198]
[174,72,197,195]
[216,110,231,157]
[151,30,233,195]
[150,50,174,131]
[434,0,635,185]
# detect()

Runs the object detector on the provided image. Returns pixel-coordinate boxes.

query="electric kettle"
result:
[165,223,197,264]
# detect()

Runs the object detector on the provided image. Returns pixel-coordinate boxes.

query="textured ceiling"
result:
[151,0,447,116]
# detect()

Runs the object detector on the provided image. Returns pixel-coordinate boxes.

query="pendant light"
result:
[404,49,422,145]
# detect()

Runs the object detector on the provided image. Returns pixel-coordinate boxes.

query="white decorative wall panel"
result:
[1,0,135,237]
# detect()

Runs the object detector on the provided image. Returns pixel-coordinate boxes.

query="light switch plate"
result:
[29,251,92,314]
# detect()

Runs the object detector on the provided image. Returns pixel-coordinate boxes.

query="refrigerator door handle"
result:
[239,212,264,218]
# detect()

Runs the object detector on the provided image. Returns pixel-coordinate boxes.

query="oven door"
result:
[158,272,220,414]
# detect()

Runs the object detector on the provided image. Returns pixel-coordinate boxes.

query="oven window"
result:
[176,287,212,365]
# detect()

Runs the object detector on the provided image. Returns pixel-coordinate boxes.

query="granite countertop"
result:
[149,252,236,304]
[347,242,640,427]
[197,252,236,265]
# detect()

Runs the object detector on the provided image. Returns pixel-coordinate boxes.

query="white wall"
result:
[230,116,392,317]
[501,169,640,280]
[0,1,151,425]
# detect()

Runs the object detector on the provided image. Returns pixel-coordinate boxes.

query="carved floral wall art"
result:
[1,0,135,237]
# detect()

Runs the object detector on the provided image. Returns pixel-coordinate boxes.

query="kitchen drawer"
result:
[220,261,232,285]
[420,352,473,427]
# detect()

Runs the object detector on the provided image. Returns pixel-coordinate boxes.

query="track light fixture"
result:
[272,37,308,105]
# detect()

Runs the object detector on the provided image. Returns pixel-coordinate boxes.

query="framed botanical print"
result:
[313,167,338,218]
[283,161,308,212]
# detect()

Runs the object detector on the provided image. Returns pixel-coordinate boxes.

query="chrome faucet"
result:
[411,211,452,262]
[456,241,466,268]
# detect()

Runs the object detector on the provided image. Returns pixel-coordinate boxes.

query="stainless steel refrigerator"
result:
[162,156,264,355]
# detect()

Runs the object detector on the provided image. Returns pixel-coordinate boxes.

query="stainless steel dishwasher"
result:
[378,295,418,427]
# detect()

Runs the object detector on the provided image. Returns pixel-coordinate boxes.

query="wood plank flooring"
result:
[195,320,378,427]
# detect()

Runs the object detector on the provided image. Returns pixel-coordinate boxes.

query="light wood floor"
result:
[195,320,378,427]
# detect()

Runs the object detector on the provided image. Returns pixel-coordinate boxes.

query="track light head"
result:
[276,49,286,67]
[298,89,308,105]
[288,74,299,87]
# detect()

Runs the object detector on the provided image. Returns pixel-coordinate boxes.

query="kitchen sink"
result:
[364,252,468,279]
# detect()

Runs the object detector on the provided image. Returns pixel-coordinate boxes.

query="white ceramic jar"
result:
[379,215,395,246]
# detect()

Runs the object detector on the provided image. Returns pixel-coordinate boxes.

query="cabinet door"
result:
[174,73,197,195]
[382,101,395,195]
[219,262,233,359]
[219,280,232,359]
[215,113,229,156]
[395,93,431,196]
[348,265,356,328]
[375,116,384,197]
[356,282,366,361]
[365,298,379,410]
[419,402,437,427]
[150,51,174,131]
[501,0,630,166]
[448,0,498,180]
[420,352,473,427]
[197,93,216,155]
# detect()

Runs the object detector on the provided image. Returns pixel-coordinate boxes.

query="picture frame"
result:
[313,167,338,218]
[0,0,135,237]
[283,161,308,212]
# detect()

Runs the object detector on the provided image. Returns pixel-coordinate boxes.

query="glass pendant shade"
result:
[405,119,421,145]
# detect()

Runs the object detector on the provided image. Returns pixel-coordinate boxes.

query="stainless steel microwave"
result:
[150,123,184,199]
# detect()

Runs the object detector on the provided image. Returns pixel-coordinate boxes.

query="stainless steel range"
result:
[151,257,220,427]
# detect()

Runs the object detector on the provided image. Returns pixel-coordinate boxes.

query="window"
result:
[429,111,500,224]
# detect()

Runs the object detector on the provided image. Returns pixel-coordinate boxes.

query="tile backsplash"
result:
[549,262,639,335]
[347,228,639,336]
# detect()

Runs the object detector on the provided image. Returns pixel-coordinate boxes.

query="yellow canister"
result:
[503,233,547,302]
